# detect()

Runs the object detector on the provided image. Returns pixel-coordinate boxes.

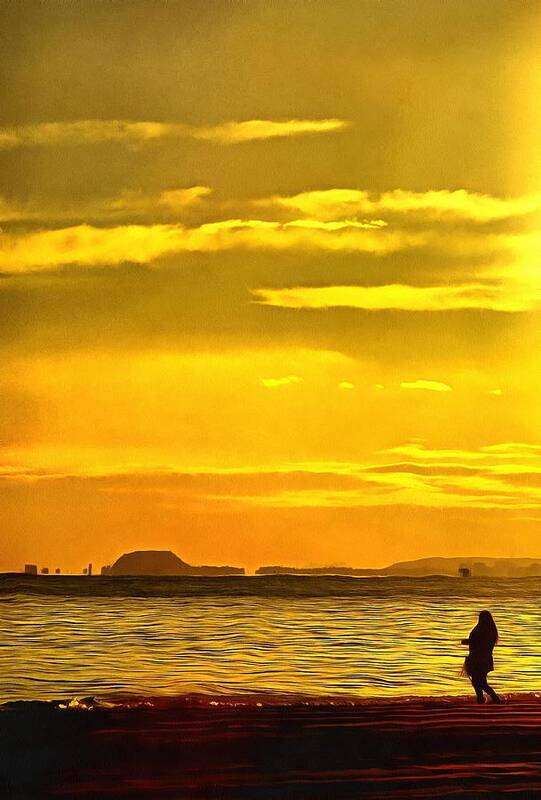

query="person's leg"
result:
[471,673,486,703]
[480,675,501,703]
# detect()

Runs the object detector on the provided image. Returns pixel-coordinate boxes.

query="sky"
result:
[1,0,541,573]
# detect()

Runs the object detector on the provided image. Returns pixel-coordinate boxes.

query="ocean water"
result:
[2,574,540,704]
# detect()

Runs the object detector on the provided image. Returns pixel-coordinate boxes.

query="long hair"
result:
[477,610,498,644]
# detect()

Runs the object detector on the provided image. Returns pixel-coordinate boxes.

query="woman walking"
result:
[462,610,501,704]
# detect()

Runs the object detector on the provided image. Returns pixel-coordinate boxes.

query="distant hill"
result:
[383,557,541,577]
[256,557,541,578]
[107,550,244,576]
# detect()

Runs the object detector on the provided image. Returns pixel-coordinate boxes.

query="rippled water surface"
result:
[2,574,541,703]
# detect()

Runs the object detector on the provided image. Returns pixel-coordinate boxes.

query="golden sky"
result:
[1,0,541,573]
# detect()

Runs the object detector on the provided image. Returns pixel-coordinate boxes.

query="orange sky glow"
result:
[1,0,541,573]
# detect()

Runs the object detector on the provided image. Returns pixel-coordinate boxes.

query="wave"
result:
[4,690,541,713]
[4,572,541,599]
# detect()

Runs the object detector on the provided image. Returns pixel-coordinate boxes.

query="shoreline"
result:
[3,693,541,798]
[3,688,541,709]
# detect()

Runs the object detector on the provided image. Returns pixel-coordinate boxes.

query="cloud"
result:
[283,218,387,231]
[0,187,212,224]
[382,442,541,462]
[8,219,535,275]
[0,224,185,271]
[0,221,423,272]
[260,187,541,222]
[104,186,212,213]
[367,462,484,477]
[200,455,541,509]
[260,375,302,388]
[186,220,421,254]
[0,118,348,149]
[251,283,541,313]
[191,118,349,144]
[480,443,541,454]
[338,381,355,389]
[400,380,452,392]
[3,439,541,511]
[0,120,183,149]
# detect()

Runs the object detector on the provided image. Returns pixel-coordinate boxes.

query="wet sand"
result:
[2,694,541,798]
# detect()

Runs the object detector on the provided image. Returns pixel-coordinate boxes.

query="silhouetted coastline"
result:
[257,556,541,577]
[9,553,541,580]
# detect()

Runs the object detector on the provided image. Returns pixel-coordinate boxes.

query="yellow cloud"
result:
[105,186,212,213]
[263,189,372,219]
[5,435,541,511]
[382,442,541,462]
[0,120,183,148]
[0,187,212,224]
[207,441,541,510]
[185,220,419,254]
[251,283,541,312]
[0,118,348,149]
[283,218,387,231]
[261,187,541,222]
[191,118,349,143]
[401,380,452,392]
[0,221,421,272]
[260,375,302,388]
[480,443,541,454]
[378,189,541,221]
[0,224,184,270]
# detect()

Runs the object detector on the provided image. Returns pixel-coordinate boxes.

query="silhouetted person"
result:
[462,610,501,704]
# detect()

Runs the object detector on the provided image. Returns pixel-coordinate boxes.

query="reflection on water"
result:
[2,575,540,703]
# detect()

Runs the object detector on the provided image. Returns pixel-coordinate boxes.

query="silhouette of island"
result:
[256,556,541,578]
[107,550,244,576]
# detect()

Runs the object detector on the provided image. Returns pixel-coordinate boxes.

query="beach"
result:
[3,693,541,798]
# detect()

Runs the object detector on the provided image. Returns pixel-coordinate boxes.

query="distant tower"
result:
[88,563,92,576]
[41,567,49,575]
[458,566,471,578]
[24,564,38,575]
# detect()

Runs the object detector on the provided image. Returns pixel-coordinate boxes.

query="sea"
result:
[2,573,540,705]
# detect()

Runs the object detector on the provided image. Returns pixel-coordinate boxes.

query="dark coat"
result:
[464,624,496,675]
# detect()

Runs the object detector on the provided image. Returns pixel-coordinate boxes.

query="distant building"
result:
[88,563,92,576]
[41,567,49,575]
[24,564,38,575]
[55,568,61,574]
[458,566,471,578]
[101,565,112,575]
[82,567,87,575]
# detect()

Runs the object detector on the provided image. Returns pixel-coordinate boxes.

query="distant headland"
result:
[102,550,244,576]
